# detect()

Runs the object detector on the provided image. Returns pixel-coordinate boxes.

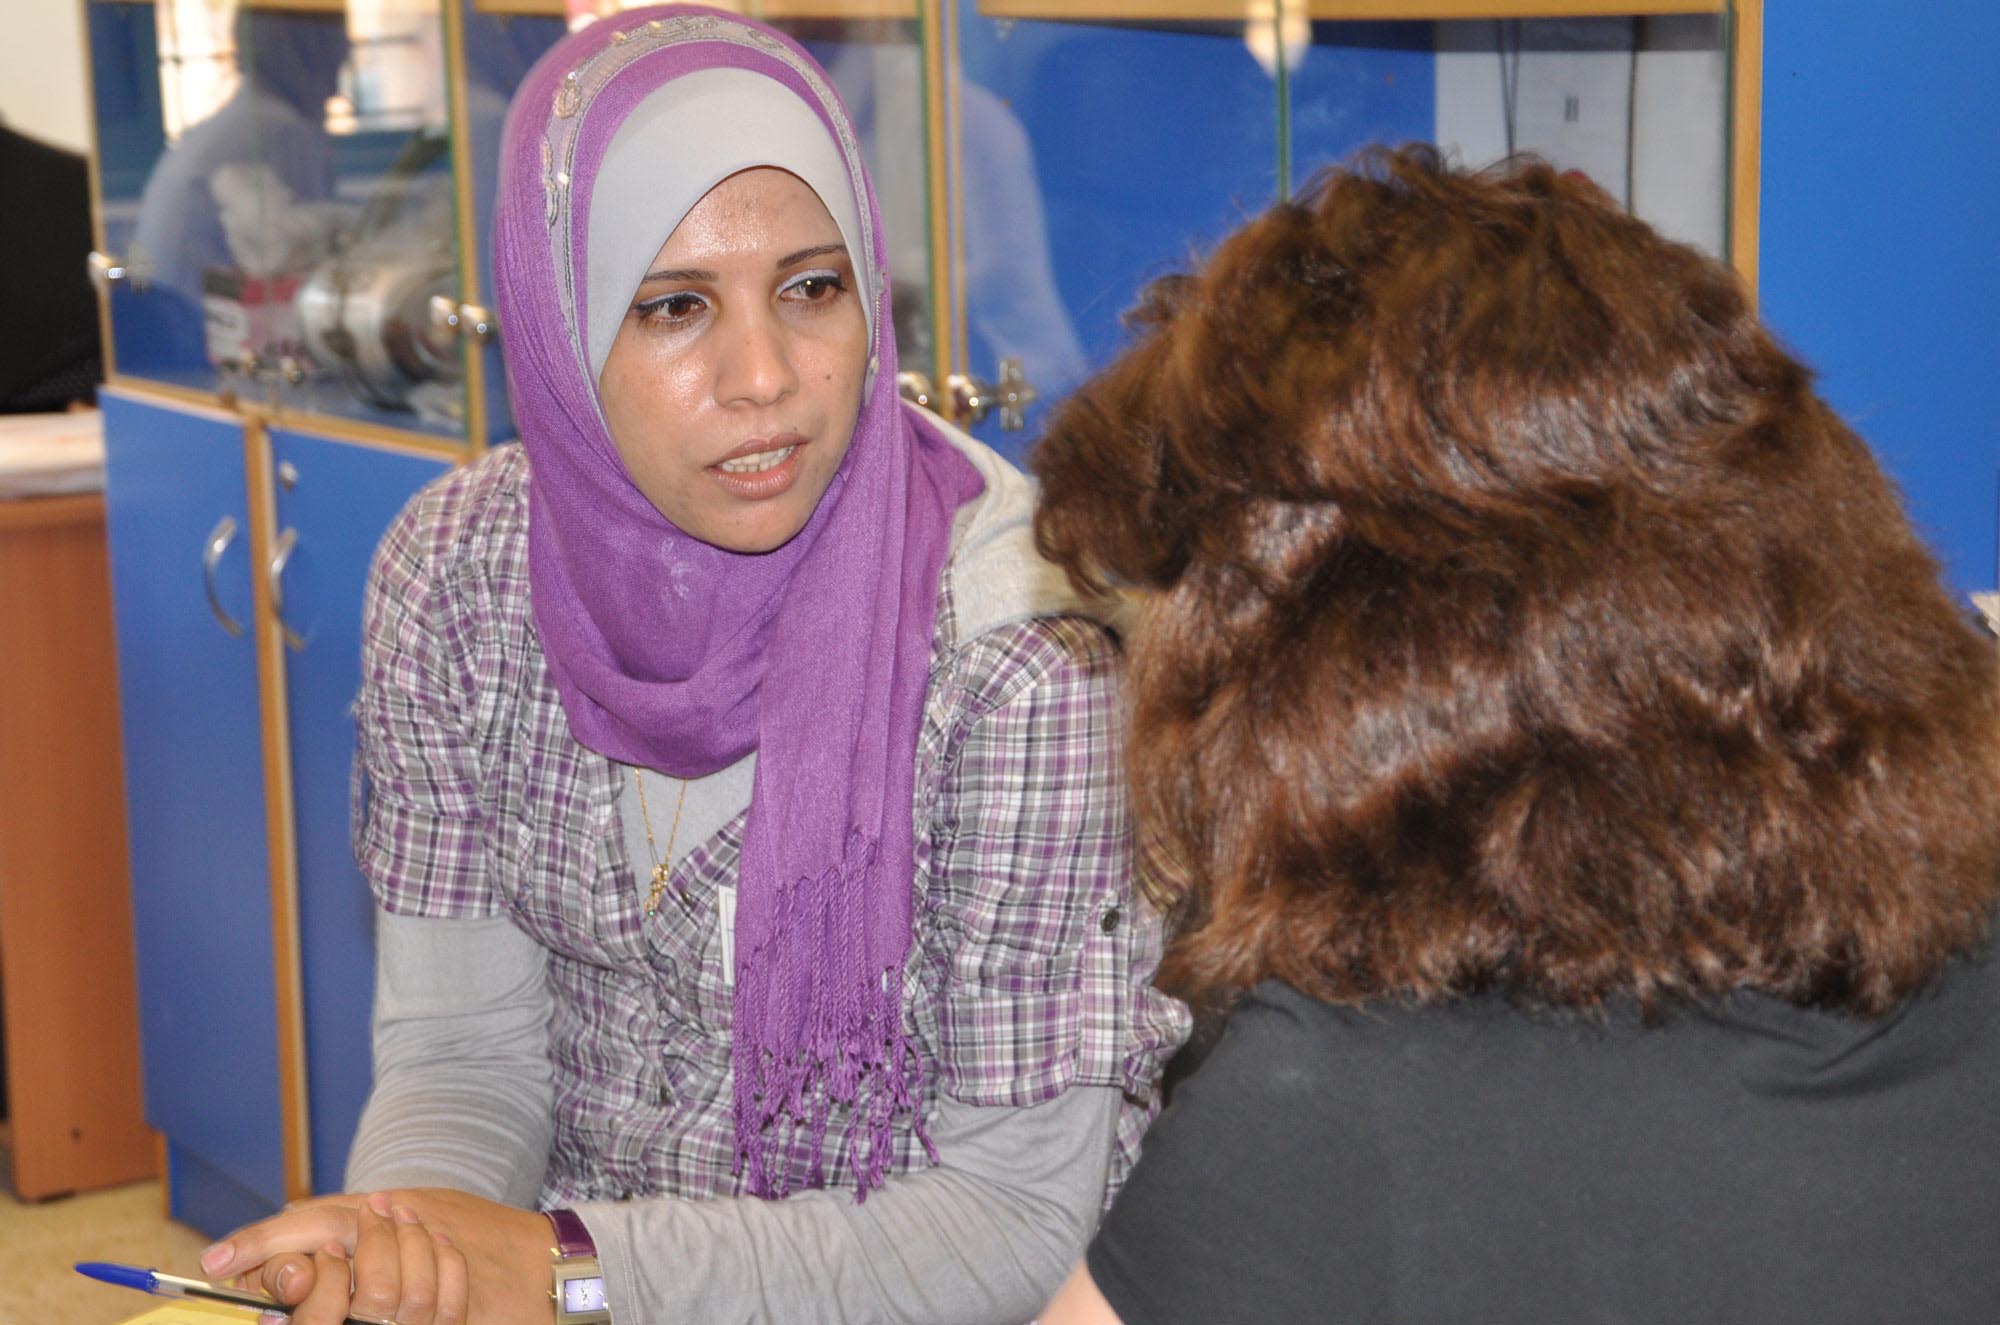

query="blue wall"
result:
[1758,1,2000,597]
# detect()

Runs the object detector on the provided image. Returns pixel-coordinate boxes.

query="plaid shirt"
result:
[352,444,1188,1203]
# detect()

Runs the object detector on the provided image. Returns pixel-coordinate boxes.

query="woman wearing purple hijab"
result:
[199,9,1187,1324]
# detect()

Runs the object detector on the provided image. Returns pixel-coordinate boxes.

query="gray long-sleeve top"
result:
[347,909,1119,1322]
[340,426,1189,1321]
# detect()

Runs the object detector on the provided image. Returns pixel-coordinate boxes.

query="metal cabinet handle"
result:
[428,295,499,345]
[895,371,936,410]
[88,250,129,293]
[946,357,1039,430]
[216,354,308,385]
[202,516,245,638]
[267,527,304,652]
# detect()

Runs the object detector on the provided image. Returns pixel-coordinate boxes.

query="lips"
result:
[716,445,796,474]
[709,432,808,500]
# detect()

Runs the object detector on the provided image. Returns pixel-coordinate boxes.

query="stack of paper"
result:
[0,408,105,499]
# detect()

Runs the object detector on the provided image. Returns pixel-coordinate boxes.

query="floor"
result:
[0,1126,213,1325]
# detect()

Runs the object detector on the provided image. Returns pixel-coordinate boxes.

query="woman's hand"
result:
[202,1188,554,1325]
[1039,1261,1127,1325]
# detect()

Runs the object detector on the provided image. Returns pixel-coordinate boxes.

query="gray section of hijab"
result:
[928,410,1115,639]
[584,67,871,381]
[532,14,878,384]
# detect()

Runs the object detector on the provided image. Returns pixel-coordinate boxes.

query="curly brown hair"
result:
[1032,145,2000,1019]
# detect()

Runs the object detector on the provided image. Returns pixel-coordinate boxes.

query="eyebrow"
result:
[777,242,849,268]
[634,243,850,288]
[636,266,716,285]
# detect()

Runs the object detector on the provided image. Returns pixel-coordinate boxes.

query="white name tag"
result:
[717,882,737,988]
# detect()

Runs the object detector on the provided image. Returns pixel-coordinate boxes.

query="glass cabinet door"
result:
[759,6,936,393]
[263,0,469,436]
[455,1,565,445]
[1289,9,1734,260]
[89,0,473,439]
[1473,9,1733,260]
[459,0,934,445]
[940,3,1302,461]
[89,0,221,390]
[943,3,1741,463]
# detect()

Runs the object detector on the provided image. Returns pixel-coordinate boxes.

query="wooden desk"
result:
[0,493,155,1198]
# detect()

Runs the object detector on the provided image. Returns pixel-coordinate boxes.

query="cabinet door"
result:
[941,6,1738,461]
[88,1,476,437]
[88,0,211,386]
[458,3,567,446]
[773,7,940,392]
[1402,14,1732,258]
[940,4,1300,460]
[249,2,474,440]
[268,429,449,1195]
[451,2,936,442]
[101,390,285,1237]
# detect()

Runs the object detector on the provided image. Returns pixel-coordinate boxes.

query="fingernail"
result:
[431,1231,454,1248]
[321,1240,349,1259]
[394,1204,420,1225]
[199,1243,232,1276]
[276,1265,297,1297]
[367,1191,393,1217]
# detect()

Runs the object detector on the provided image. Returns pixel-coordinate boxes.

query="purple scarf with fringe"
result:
[492,6,981,1198]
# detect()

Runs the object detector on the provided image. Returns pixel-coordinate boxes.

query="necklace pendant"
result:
[644,860,673,915]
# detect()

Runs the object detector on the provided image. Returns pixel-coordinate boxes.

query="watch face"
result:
[563,1277,608,1313]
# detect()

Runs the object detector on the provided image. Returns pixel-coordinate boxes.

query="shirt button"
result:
[1100,906,1121,933]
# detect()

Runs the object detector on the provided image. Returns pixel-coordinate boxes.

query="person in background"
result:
[128,10,347,305]
[198,8,1185,1324]
[1032,144,2000,1325]
[0,121,101,411]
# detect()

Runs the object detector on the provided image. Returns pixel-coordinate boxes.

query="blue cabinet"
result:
[83,0,474,1233]
[100,389,446,1236]
[86,0,480,438]
[101,392,285,1234]
[269,430,449,1195]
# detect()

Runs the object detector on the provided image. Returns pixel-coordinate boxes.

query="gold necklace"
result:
[633,767,690,915]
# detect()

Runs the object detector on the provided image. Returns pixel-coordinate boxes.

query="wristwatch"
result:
[546,1207,612,1324]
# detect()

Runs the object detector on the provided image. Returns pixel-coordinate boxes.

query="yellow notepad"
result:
[115,1303,262,1324]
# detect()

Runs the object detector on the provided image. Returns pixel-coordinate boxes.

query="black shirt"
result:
[0,125,102,412]
[1090,955,2000,1323]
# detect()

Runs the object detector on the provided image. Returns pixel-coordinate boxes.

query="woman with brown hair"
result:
[1033,145,2000,1324]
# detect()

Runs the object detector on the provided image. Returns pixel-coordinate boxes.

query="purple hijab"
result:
[492,6,982,1198]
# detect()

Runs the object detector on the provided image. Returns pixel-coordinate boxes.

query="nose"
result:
[714,304,798,409]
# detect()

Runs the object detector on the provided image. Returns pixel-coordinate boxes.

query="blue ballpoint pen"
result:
[75,1261,399,1324]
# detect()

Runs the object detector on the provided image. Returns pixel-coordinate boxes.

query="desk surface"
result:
[0,492,104,531]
